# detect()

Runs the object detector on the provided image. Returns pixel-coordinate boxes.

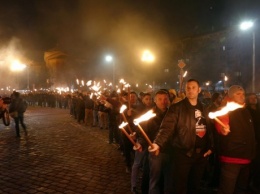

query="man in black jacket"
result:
[149,79,213,194]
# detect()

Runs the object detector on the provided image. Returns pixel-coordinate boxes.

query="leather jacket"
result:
[154,98,214,157]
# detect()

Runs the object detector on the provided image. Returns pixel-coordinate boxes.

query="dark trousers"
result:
[173,149,208,194]
[122,135,134,168]
[14,115,27,137]
[218,162,250,194]
[108,115,120,144]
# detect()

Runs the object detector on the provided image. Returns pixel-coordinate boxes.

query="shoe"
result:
[131,187,139,194]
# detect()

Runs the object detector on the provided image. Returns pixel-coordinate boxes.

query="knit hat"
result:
[228,85,244,98]
[168,89,177,97]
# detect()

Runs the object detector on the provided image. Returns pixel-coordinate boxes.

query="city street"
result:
[0,107,132,194]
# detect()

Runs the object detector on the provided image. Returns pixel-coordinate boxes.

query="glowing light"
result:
[105,55,113,62]
[119,121,128,129]
[86,80,92,86]
[183,71,188,77]
[120,105,127,113]
[208,102,244,119]
[240,21,254,31]
[10,60,26,71]
[141,50,155,62]
[134,110,156,125]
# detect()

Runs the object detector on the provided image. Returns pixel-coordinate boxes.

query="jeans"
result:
[149,152,173,194]
[131,150,147,188]
[218,162,250,194]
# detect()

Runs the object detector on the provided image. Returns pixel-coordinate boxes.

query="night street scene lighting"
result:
[0,1,258,94]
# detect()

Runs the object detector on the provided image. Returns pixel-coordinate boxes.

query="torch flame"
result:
[120,104,127,113]
[119,121,128,129]
[209,102,244,119]
[120,79,125,84]
[91,85,101,91]
[134,110,156,125]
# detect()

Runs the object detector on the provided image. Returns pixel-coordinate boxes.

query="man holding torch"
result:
[149,79,213,194]
[137,90,173,194]
[213,85,256,194]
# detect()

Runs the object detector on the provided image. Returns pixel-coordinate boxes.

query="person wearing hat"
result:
[214,85,256,194]
[168,89,182,105]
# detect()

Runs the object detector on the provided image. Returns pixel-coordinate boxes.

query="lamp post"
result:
[240,21,255,92]
[105,55,115,89]
[27,66,30,90]
[178,60,187,93]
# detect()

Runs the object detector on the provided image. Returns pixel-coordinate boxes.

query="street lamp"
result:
[10,60,27,90]
[105,55,115,89]
[141,50,155,90]
[240,21,255,92]
[141,50,155,63]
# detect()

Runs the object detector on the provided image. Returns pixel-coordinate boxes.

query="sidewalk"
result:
[0,107,132,194]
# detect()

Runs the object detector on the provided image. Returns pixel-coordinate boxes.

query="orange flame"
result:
[209,102,244,119]
[134,110,156,125]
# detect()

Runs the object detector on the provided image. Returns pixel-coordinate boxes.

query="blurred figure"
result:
[131,92,153,194]
[246,93,260,192]
[168,89,182,105]
[84,93,94,126]
[215,85,256,194]
[76,94,85,124]
[9,92,28,137]
[92,95,99,127]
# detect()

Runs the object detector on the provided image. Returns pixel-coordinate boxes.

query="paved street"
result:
[0,107,132,194]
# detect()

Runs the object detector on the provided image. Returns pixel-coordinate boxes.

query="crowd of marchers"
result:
[0,80,259,194]
[55,79,259,194]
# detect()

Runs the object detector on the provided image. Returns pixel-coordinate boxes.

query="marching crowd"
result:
[1,79,259,194]
[61,79,259,194]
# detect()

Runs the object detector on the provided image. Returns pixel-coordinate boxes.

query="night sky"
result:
[0,0,259,89]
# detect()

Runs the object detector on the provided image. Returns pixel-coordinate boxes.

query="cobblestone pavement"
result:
[0,107,132,194]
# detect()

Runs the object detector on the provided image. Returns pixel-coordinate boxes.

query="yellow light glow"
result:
[10,60,26,71]
[141,50,155,62]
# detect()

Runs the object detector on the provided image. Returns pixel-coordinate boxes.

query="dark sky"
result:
[0,0,259,86]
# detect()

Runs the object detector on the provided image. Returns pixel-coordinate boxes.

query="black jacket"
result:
[219,108,256,160]
[139,106,171,153]
[154,98,214,157]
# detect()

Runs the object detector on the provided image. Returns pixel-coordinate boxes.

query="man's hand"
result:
[221,125,230,136]
[148,143,160,156]
[133,142,142,152]
[203,149,212,157]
